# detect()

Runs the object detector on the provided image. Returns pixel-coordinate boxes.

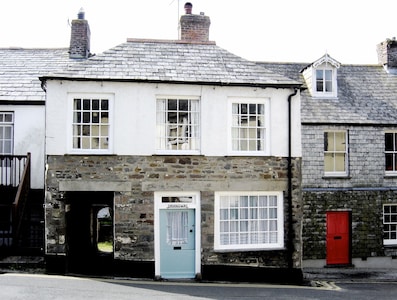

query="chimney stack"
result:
[180,2,211,43]
[69,8,91,59]
[377,38,397,73]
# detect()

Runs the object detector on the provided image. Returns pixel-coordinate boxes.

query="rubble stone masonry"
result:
[45,155,302,269]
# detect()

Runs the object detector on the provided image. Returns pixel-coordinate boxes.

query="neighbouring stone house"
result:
[261,40,397,269]
[40,7,303,282]
[0,46,72,255]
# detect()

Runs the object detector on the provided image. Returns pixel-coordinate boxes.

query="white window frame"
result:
[67,94,114,154]
[0,112,14,155]
[324,130,348,177]
[214,191,284,251]
[383,204,397,245]
[312,61,338,98]
[155,97,200,155]
[228,98,270,156]
[385,131,397,175]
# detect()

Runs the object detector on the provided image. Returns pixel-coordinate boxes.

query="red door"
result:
[326,211,351,265]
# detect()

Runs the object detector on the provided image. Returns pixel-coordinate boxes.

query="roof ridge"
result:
[126,38,216,45]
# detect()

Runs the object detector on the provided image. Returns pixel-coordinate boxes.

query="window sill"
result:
[214,246,285,252]
[322,175,351,179]
[384,243,397,247]
[385,173,397,178]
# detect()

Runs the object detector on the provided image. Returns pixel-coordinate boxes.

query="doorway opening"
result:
[65,191,114,275]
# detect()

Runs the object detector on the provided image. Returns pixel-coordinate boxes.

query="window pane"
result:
[335,132,346,151]
[334,153,346,172]
[325,70,332,80]
[386,153,394,171]
[324,153,334,172]
[386,133,394,151]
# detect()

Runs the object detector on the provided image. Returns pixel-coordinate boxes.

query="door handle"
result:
[173,246,182,250]
[334,236,342,240]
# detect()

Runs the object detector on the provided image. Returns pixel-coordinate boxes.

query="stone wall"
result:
[302,125,397,261]
[45,154,302,268]
[303,189,397,260]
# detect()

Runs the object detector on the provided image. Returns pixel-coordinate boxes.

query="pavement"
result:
[303,267,397,282]
[1,256,397,284]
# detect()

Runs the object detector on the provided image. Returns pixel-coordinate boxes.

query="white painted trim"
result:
[227,97,270,156]
[66,93,114,154]
[214,191,284,251]
[154,191,201,278]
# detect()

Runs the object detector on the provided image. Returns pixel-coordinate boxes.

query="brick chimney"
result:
[377,38,397,73]
[69,8,91,59]
[180,2,211,43]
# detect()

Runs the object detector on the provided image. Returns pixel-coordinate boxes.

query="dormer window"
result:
[316,69,333,93]
[302,54,340,98]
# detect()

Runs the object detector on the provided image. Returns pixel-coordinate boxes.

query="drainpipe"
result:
[287,88,298,270]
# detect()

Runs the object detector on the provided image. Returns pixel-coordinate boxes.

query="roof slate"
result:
[259,62,397,125]
[42,40,300,87]
[0,48,72,101]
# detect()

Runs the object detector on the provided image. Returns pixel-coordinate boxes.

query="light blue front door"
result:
[160,209,195,279]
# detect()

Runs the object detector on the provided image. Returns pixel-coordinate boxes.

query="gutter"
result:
[39,76,301,90]
[287,88,298,270]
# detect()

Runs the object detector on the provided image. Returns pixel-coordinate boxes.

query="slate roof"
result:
[41,39,300,88]
[258,61,397,125]
[0,48,72,101]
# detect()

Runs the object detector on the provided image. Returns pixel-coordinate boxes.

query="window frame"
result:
[155,97,201,155]
[323,130,348,177]
[67,94,114,154]
[0,112,14,155]
[214,191,284,251]
[383,204,397,246]
[228,98,270,156]
[385,131,397,175]
[312,66,338,98]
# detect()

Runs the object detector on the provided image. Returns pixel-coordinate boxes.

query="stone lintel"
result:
[142,180,287,192]
[59,180,131,192]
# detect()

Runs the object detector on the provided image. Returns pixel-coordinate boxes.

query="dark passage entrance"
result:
[66,191,114,275]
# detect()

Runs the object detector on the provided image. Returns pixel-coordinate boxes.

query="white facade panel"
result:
[45,80,302,158]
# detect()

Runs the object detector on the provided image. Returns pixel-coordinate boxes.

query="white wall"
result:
[0,105,45,189]
[45,80,301,158]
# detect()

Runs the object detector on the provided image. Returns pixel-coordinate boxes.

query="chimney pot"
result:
[184,2,193,14]
[77,7,85,20]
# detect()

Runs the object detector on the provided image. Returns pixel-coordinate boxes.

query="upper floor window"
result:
[71,96,112,153]
[385,132,397,173]
[0,112,13,155]
[156,98,200,153]
[383,204,397,245]
[316,69,333,93]
[324,130,348,176]
[214,191,284,251]
[230,99,269,154]
[302,53,340,98]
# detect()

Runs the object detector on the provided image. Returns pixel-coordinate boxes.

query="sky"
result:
[1,0,396,64]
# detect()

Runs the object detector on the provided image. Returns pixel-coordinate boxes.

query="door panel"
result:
[326,211,351,265]
[160,209,195,278]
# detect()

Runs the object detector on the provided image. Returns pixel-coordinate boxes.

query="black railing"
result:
[13,153,31,248]
[0,155,28,187]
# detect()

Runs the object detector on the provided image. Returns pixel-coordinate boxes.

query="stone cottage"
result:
[40,6,303,282]
[262,40,397,269]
